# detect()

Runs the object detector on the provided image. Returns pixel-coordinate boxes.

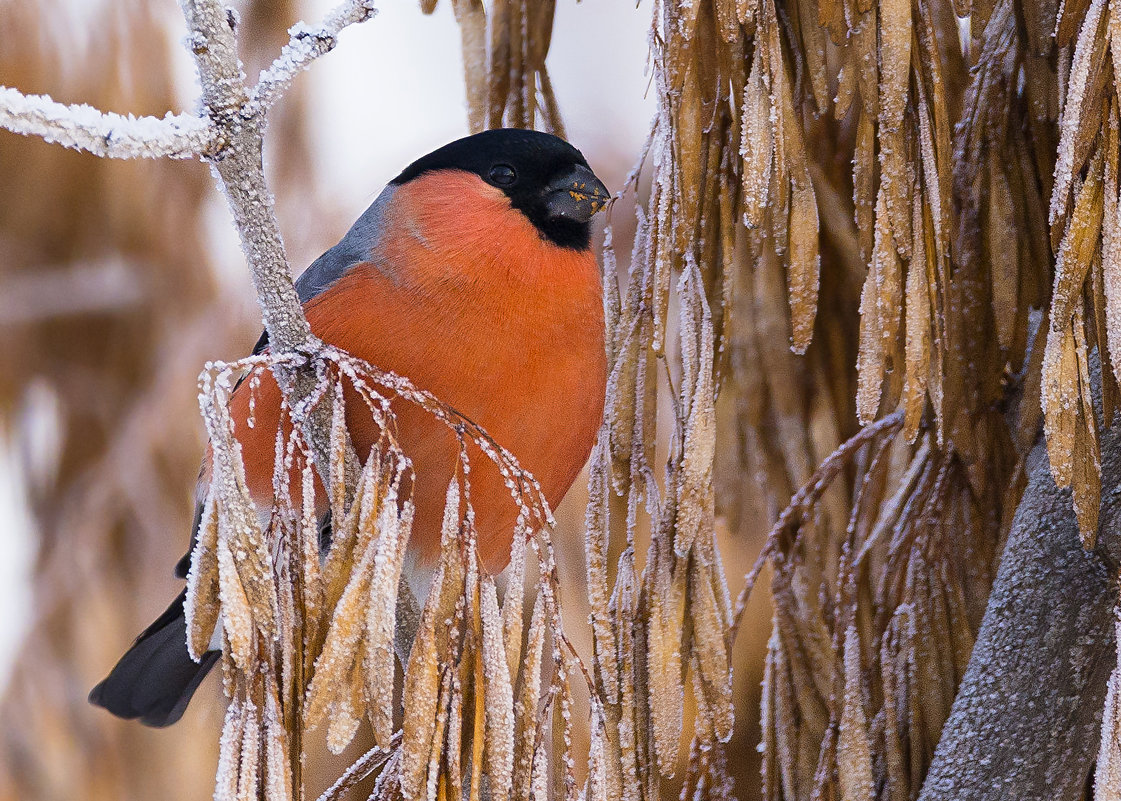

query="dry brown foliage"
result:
[557,0,1121,797]
[189,346,601,801]
[426,0,566,136]
[0,3,222,800]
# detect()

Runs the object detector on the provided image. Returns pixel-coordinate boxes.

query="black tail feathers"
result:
[89,590,220,727]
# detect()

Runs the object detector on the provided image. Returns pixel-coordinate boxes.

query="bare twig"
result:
[316,733,401,801]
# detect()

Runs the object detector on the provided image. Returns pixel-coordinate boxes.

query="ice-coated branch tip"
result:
[0,0,375,165]
[0,86,218,159]
[249,0,379,115]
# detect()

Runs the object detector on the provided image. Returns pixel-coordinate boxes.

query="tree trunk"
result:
[918,428,1121,800]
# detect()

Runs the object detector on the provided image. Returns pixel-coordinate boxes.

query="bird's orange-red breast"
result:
[90,128,611,726]
[228,168,607,571]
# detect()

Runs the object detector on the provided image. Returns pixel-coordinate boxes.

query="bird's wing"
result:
[252,184,397,355]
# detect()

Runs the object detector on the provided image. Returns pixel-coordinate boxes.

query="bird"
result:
[89,128,610,727]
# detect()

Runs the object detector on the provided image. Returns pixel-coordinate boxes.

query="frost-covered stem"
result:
[213,140,319,354]
[178,0,316,355]
[249,0,378,116]
[0,0,375,167]
[177,0,365,510]
[917,429,1121,801]
[0,86,218,159]
[317,736,399,801]
[178,3,353,797]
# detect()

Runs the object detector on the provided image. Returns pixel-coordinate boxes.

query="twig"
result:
[177,0,367,511]
[728,409,905,643]
[317,734,401,801]
[0,86,218,159]
[178,0,315,354]
[248,0,378,116]
[0,1,376,168]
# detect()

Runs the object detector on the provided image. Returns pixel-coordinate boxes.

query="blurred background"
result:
[0,1,770,798]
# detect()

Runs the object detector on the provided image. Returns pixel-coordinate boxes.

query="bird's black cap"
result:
[392,128,609,250]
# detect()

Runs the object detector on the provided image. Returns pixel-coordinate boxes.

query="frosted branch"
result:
[0,86,217,159]
[249,0,378,115]
[175,0,365,529]
[178,0,314,354]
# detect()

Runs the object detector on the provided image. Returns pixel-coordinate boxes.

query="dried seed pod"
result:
[787,177,821,354]
[584,433,619,703]
[689,558,734,742]
[263,677,291,801]
[400,560,449,801]
[1044,150,1105,493]
[366,487,412,747]
[215,698,245,801]
[1050,0,1107,233]
[453,0,488,132]
[741,41,773,230]
[237,698,261,801]
[216,539,256,671]
[304,532,377,731]
[481,577,514,801]
[512,592,547,801]
[185,485,221,660]
[646,540,686,776]
[502,520,529,677]
[676,264,717,559]
[837,626,874,800]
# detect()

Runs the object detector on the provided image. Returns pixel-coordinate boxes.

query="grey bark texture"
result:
[178,0,318,355]
[917,428,1121,800]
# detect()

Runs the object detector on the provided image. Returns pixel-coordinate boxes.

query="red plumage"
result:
[228,170,606,571]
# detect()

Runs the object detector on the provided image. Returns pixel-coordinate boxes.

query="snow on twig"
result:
[249,0,378,115]
[0,86,217,159]
[0,1,378,191]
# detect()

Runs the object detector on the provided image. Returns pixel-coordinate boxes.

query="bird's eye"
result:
[489,164,517,186]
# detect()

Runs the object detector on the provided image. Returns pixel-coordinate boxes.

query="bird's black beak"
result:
[542,164,611,223]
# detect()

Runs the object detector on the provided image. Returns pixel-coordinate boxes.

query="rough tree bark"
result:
[918,425,1121,800]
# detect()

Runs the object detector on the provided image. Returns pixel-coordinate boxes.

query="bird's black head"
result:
[391,128,610,251]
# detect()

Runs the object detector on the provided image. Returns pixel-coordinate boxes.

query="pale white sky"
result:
[0,0,655,687]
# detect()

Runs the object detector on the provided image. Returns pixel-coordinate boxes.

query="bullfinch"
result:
[89,128,610,727]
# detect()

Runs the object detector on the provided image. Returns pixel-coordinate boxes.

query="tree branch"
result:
[178,0,315,354]
[917,425,1121,800]
[0,86,217,159]
[176,0,366,496]
[0,1,376,172]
